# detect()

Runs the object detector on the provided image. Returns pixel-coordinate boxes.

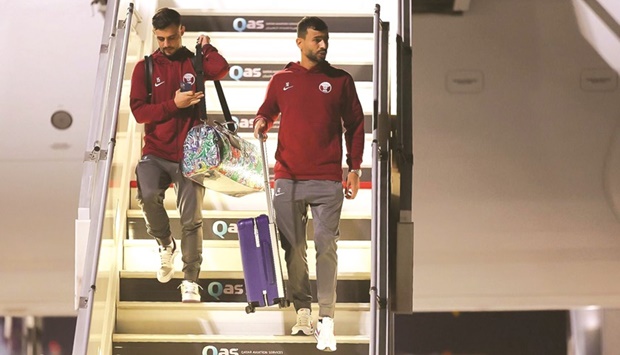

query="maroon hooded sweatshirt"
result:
[255,61,364,182]
[130,45,229,162]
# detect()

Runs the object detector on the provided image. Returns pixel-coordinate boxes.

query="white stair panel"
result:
[123,239,371,276]
[128,186,373,213]
[116,302,370,336]
[184,33,374,64]
[202,81,373,114]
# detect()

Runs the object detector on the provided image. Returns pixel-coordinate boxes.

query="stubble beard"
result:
[308,50,327,64]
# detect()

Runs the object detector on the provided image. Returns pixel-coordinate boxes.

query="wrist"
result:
[349,169,362,178]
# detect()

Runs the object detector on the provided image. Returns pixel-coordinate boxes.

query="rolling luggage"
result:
[236,136,289,313]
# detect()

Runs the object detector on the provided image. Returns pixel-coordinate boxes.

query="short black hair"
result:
[297,16,328,38]
[152,7,181,30]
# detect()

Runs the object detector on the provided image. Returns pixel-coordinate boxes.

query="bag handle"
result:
[194,42,236,133]
[144,55,153,103]
[193,43,207,123]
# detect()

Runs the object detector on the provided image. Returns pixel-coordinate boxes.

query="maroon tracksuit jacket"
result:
[130,45,229,162]
[255,61,365,182]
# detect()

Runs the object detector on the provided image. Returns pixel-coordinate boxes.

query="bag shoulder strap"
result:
[194,43,235,132]
[214,81,235,132]
[144,55,153,103]
[193,44,207,122]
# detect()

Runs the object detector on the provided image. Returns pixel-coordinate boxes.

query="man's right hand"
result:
[174,89,204,109]
[254,117,267,141]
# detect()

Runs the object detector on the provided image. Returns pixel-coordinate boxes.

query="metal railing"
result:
[370,4,392,355]
[73,2,134,354]
[370,1,414,354]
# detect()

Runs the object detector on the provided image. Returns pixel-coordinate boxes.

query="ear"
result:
[180,25,186,36]
[295,37,303,49]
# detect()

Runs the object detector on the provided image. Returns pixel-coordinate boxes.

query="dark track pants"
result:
[135,154,205,282]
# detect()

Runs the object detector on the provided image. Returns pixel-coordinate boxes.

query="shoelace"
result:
[159,247,174,267]
[179,281,203,293]
[297,312,311,326]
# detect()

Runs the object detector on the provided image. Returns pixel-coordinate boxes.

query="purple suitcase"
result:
[237,138,289,313]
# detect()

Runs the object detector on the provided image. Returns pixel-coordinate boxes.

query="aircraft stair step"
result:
[112,334,369,355]
[119,271,370,304]
[122,239,371,274]
[116,302,370,335]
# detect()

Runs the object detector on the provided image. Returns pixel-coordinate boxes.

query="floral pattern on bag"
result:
[182,123,265,194]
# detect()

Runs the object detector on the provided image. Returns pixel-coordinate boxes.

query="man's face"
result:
[297,27,329,64]
[154,24,185,56]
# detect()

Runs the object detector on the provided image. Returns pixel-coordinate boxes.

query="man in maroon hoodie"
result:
[253,16,364,352]
[129,8,229,303]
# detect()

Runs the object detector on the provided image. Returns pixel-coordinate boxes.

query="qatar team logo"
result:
[182,73,196,85]
[318,81,332,94]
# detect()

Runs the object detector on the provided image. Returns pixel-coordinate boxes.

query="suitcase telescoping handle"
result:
[259,134,275,223]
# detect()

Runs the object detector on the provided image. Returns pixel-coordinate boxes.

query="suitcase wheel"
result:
[245,301,260,314]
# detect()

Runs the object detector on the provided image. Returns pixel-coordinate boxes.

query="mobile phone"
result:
[180,82,192,92]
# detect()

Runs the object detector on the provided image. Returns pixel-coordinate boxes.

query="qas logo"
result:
[202,345,239,355]
[207,281,244,300]
[232,17,265,32]
[229,65,262,81]
[212,220,238,239]
[231,116,254,129]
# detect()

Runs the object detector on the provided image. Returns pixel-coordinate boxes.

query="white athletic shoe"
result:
[156,239,178,283]
[315,317,337,352]
[179,280,202,303]
[291,308,314,335]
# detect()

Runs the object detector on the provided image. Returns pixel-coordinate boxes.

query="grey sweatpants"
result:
[135,154,205,282]
[273,179,344,318]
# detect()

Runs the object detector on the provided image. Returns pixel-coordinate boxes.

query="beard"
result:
[306,49,327,63]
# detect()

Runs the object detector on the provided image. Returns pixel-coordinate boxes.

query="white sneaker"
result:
[291,308,314,335]
[315,317,337,352]
[157,239,178,283]
[179,280,202,303]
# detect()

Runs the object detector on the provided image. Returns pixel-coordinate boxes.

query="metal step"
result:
[122,239,371,275]
[128,185,374,214]
[116,302,370,336]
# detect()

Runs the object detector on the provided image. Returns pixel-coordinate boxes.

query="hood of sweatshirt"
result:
[284,61,334,73]
[152,46,194,64]
[284,61,349,79]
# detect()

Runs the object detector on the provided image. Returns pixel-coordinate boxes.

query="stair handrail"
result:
[73,2,134,354]
[370,3,392,355]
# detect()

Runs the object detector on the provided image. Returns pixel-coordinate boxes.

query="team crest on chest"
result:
[183,73,196,85]
[318,81,332,94]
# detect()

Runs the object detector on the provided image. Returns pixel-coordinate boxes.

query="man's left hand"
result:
[197,34,211,46]
[345,172,360,199]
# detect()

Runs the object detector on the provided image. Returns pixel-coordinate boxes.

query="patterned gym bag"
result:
[182,121,264,197]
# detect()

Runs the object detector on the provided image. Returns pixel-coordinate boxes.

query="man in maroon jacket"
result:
[129,8,229,303]
[253,16,364,352]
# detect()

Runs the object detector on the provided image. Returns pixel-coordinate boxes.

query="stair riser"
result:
[128,217,371,241]
[113,341,368,355]
[119,278,370,303]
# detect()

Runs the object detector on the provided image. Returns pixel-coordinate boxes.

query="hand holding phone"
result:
[180,82,192,92]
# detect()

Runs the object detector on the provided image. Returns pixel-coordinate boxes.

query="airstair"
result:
[73,1,411,355]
